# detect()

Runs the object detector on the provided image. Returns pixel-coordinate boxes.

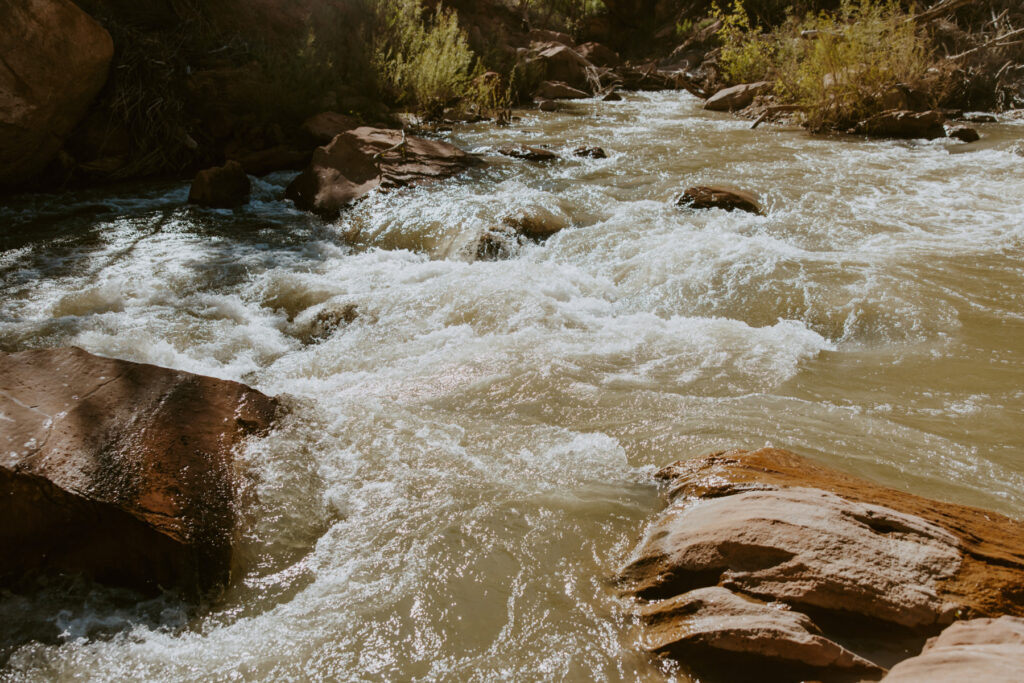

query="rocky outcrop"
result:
[188,160,251,208]
[286,127,480,218]
[619,448,1024,681]
[640,587,883,681]
[704,82,772,112]
[882,617,1024,682]
[0,0,114,187]
[678,186,763,215]
[854,110,948,140]
[0,347,278,595]
[576,42,621,68]
[533,44,594,92]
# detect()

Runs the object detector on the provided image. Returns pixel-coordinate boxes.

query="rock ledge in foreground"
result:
[618,448,1024,681]
[0,347,278,595]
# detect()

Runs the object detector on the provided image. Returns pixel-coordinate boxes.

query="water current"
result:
[1,91,1023,681]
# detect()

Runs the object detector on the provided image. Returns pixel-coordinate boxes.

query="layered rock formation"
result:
[286,127,481,218]
[0,347,278,595]
[619,448,1024,681]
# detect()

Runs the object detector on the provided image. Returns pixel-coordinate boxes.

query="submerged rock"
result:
[188,160,251,208]
[704,82,772,112]
[572,146,607,159]
[619,448,1024,680]
[497,144,559,162]
[0,347,278,595]
[946,125,980,143]
[854,110,947,140]
[882,617,1024,682]
[678,186,763,215]
[0,0,114,187]
[286,127,480,218]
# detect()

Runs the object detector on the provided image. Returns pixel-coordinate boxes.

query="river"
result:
[1,91,1023,681]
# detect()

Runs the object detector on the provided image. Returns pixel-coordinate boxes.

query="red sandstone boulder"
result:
[188,160,252,208]
[704,82,773,112]
[0,347,278,595]
[678,186,763,215]
[619,448,1024,681]
[0,0,114,187]
[882,617,1024,682]
[533,44,594,92]
[301,111,361,146]
[286,127,480,218]
[854,110,948,140]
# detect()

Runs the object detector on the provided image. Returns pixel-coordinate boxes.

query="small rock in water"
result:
[476,226,523,261]
[678,186,763,215]
[854,110,947,140]
[602,90,623,102]
[963,113,997,124]
[946,125,980,143]
[188,160,251,208]
[537,99,558,112]
[497,144,558,162]
[704,82,772,112]
[572,146,607,159]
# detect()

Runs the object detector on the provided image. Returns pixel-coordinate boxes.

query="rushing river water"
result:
[1,91,1023,681]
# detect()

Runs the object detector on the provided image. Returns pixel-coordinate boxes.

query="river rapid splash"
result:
[1,92,1023,681]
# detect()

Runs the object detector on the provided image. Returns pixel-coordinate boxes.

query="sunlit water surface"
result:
[1,92,1023,681]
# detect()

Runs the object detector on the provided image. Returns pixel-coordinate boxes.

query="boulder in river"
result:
[286,127,480,218]
[854,110,948,140]
[619,448,1024,681]
[188,160,252,208]
[704,82,772,112]
[946,125,980,143]
[0,0,114,188]
[572,146,607,159]
[882,617,1024,682]
[0,347,279,595]
[678,186,763,215]
[497,144,559,162]
[535,81,590,100]
[532,44,594,92]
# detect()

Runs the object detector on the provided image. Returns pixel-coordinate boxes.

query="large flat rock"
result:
[0,347,278,595]
[619,448,1024,680]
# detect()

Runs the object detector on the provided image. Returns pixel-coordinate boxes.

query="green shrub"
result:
[374,0,477,118]
[714,0,777,84]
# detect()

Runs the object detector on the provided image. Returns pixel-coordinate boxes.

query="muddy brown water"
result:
[1,92,1023,681]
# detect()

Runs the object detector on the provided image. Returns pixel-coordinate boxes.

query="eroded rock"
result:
[882,617,1024,682]
[0,0,114,187]
[0,347,278,595]
[497,144,559,162]
[678,186,763,215]
[573,146,607,159]
[533,44,594,92]
[619,448,1024,680]
[946,125,980,143]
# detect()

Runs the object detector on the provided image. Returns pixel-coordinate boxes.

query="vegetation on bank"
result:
[709,0,1024,130]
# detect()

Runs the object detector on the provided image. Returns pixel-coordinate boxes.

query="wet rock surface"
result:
[946,125,980,143]
[678,186,763,215]
[882,617,1024,682]
[497,144,559,162]
[0,347,278,595]
[286,127,481,218]
[0,0,114,187]
[619,448,1024,681]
